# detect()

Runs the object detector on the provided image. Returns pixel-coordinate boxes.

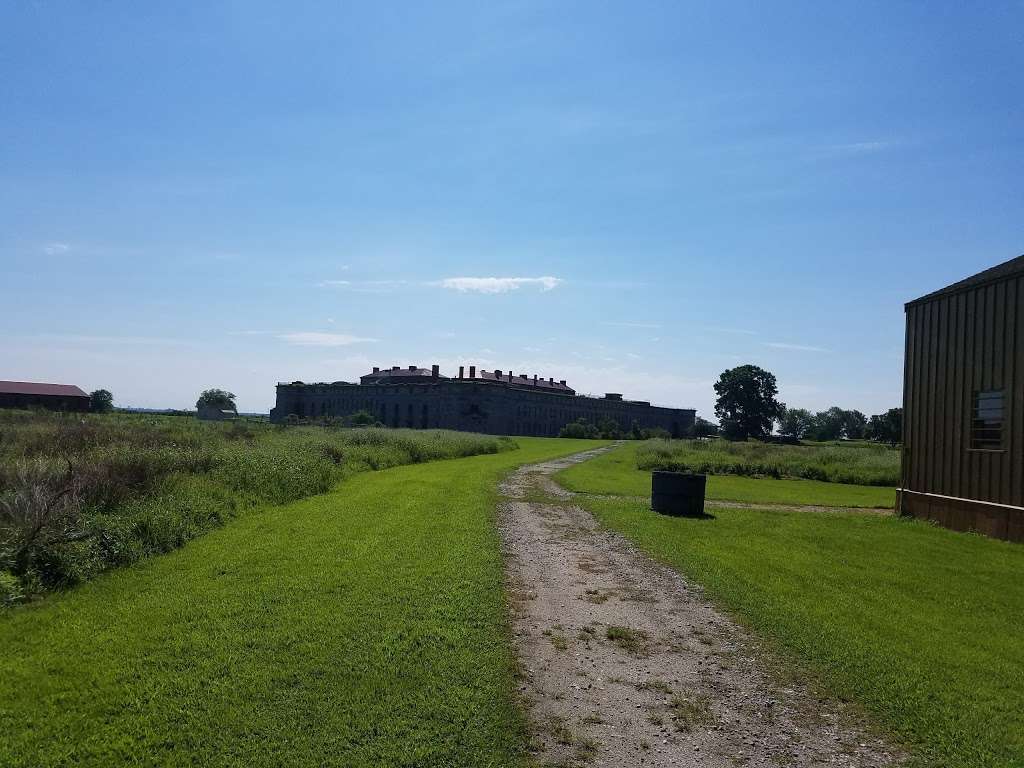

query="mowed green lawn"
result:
[559,471,1024,767]
[557,441,896,507]
[0,437,605,768]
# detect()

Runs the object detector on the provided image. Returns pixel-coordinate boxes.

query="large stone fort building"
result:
[271,364,695,437]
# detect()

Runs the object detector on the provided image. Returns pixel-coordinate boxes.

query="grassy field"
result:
[558,441,896,507]
[0,437,606,767]
[638,437,901,486]
[0,411,511,599]
[557,465,1023,767]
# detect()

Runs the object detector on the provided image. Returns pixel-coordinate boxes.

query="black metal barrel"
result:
[651,471,707,517]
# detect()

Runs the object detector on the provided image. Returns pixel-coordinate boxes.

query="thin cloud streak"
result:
[765,342,831,353]
[704,325,757,335]
[436,276,562,293]
[276,332,377,347]
[602,321,663,329]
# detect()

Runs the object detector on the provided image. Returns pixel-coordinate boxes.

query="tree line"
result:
[713,364,902,445]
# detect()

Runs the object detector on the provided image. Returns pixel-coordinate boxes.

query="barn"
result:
[0,381,91,412]
[898,254,1024,542]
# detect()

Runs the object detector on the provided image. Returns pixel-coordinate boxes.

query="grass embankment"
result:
[559,441,895,507]
[639,437,900,486]
[0,437,606,767]
[556,450,1023,768]
[0,411,511,600]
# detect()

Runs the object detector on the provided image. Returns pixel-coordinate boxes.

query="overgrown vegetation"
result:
[0,410,512,601]
[637,437,900,486]
[558,417,669,440]
[0,437,602,767]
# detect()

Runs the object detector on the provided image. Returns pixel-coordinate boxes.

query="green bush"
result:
[0,570,24,606]
[0,412,513,599]
[636,438,899,486]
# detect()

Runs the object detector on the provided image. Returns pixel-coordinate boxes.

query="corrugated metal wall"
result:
[902,272,1023,506]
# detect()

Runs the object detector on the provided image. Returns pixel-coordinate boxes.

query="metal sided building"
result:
[0,381,90,412]
[899,255,1024,542]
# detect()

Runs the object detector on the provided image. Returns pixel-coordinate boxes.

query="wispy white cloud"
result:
[831,140,892,154]
[815,140,897,160]
[277,332,377,347]
[29,333,192,346]
[602,321,662,329]
[317,279,409,293]
[42,242,70,255]
[704,325,757,335]
[436,276,563,294]
[765,342,830,353]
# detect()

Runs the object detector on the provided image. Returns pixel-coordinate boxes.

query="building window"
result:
[970,390,1005,450]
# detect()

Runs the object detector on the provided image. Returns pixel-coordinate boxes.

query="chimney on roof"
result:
[507,371,513,382]
[409,365,416,371]
[431,364,439,378]
[495,369,502,379]
[392,366,400,371]
[373,366,380,374]
[533,374,538,385]
[560,380,566,386]
[458,365,464,379]
[469,365,476,378]
[549,377,554,384]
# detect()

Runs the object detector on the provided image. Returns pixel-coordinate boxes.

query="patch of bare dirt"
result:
[499,447,902,768]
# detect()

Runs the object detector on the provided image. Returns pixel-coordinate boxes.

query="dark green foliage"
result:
[841,409,868,440]
[195,388,236,410]
[559,418,600,439]
[777,407,814,440]
[806,406,847,441]
[349,409,376,426]
[88,389,113,413]
[636,437,900,486]
[0,411,511,600]
[688,416,718,438]
[713,365,783,440]
[866,408,903,446]
[781,406,872,441]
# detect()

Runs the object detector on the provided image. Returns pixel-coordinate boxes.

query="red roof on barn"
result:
[0,381,89,398]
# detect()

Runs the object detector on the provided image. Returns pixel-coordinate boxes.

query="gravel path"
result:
[499,447,902,768]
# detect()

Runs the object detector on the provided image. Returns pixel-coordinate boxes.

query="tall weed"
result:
[0,411,513,600]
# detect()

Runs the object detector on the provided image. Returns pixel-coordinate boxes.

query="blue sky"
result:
[2,2,1021,417]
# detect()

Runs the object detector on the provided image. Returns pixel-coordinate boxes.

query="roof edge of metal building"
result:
[905,253,1024,309]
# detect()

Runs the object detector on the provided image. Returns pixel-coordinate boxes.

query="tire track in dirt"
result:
[499,447,902,768]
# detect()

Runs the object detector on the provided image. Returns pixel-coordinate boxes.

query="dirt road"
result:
[499,447,901,768]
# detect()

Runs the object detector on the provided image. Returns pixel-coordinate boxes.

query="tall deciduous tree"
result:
[866,408,903,446]
[713,365,783,440]
[808,407,848,441]
[778,407,814,440]
[89,389,113,413]
[841,409,868,440]
[196,389,237,411]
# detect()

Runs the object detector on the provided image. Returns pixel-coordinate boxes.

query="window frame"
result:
[968,388,1006,452]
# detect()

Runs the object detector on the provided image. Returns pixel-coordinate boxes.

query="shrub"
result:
[560,418,600,439]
